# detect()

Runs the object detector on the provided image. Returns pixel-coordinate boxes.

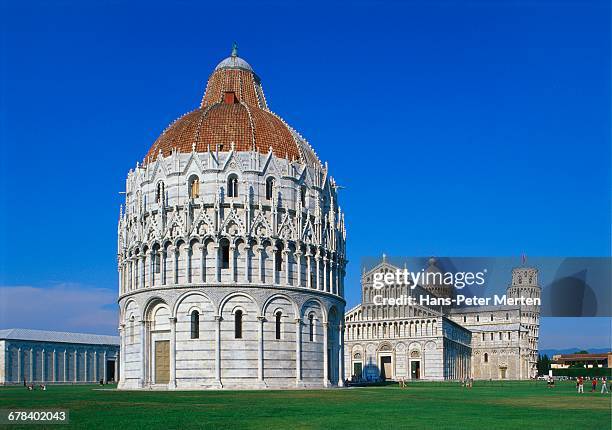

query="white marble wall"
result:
[0,341,118,385]
[118,287,344,390]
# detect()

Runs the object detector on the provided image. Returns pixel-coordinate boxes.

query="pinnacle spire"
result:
[231,42,238,57]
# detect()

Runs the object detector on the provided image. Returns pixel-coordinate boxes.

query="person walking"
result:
[602,376,609,394]
[577,376,584,393]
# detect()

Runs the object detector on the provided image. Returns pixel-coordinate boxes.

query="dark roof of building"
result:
[0,328,119,346]
[553,353,612,361]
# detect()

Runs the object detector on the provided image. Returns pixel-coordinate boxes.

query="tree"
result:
[537,354,551,375]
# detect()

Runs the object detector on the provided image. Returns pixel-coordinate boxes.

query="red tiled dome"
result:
[144,50,321,168]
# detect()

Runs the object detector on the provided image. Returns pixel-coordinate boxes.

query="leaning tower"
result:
[507,266,540,378]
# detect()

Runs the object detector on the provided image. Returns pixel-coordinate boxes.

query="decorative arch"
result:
[218,292,259,317]
[300,298,328,322]
[261,293,299,318]
[172,291,214,318]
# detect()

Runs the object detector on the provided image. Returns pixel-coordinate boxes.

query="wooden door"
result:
[380,356,392,380]
[155,340,170,384]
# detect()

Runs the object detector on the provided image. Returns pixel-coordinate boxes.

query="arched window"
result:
[308,313,315,342]
[191,310,200,339]
[235,310,243,339]
[482,333,485,341]
[275,248,283,272]
[463,316,466,323]
[265,177,274,200]
[153,251,161,274]
[227,174,238,198]
[220,241,230,269]
[490,314,494,321]
[300,186,307,206]
[505,313,509,320]
[189,176,200,199]
[275,311,282,340]
[156,182,165,204]
[484,353,488,363]
[490,333,493,340]
[476,315,480,322]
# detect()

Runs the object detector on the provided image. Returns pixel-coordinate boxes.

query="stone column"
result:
[214,315,222,387]
[118,325,125,384]
[295,318,303,385]
[201,245,206,283]
[284,250,290,285]
[149,250,156,287]
[73,350,77,383]
[243,244,251,283]
[139,320,146,388]
[323,257,328,293]
[338,324,345,386]
[257,316,265,384]
[130,258,135,291]
[52,349,56,383]
[315,254,321,291]
[114,353,119,384]
[119,265,123,295]
[29,348,33,382]
[63,350,67,382]
[323,322,329,387]
[41,349,45,382]
[161,249,167,285]
[187,246,192,284]
[17,348,21,383]
[84,350,88,382]
[230,245,237,283]
[169,317,177,389]
[295,251,302,287]
[103,351,107,384]
[93,351,98,382]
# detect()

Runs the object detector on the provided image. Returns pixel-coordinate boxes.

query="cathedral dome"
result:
[144,46,321,168]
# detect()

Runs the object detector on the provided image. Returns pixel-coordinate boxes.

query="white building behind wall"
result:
[0,328,119,385]
[117,47,347,390]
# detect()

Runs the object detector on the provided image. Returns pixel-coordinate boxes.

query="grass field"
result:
[0,381,610,429]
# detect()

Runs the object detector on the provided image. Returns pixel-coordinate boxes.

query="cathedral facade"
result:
[117,47,347,389]
[344,258,540,381]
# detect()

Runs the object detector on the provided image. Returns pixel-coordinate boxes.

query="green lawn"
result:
[0,381,610,429]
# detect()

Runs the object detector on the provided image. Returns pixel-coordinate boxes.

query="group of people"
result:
[24,382,46,391]
[575,376,609,394]
[461,377,474,388]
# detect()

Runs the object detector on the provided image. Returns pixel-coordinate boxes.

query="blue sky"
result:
[0,0,610,350]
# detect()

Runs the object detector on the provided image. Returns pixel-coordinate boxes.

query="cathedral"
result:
[117,46,347,389]
[344,258,540,381]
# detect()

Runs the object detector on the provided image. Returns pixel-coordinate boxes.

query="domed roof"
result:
[214,55,253,72]
[144,45,321,168]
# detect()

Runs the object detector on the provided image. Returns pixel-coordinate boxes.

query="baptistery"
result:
[117,46,347,389]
